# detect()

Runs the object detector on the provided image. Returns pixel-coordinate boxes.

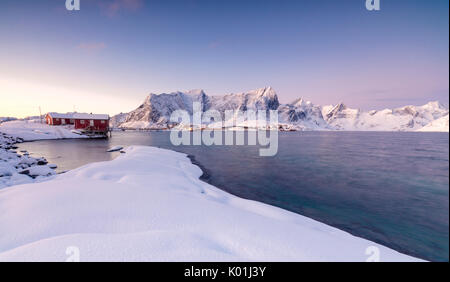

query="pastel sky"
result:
[0,0,448,118]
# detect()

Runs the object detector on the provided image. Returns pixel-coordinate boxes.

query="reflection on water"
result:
[19,131,449,261]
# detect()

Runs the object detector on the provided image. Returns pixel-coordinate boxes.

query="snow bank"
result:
[0,146,422,262]
[0,119,106,189]
[0,133,56,189]
[0,120,91,141]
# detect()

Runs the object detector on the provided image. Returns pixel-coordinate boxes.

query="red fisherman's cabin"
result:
[45,112,110,135]
[45,113,75,126]
[73,113,110,134]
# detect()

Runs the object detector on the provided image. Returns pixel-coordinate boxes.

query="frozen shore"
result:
[0,119,102,141]
[0,120,106,189]
[0,133,57,189]
[0,146,422,262]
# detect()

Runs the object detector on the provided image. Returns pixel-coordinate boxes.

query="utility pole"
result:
[39,106,43,124]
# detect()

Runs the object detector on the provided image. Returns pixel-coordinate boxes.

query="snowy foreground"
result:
[0,146,422,262]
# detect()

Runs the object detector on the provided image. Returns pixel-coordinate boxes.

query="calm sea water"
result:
[18,131,449,261]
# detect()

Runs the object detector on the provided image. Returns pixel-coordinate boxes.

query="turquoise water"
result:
[18,131,449,261]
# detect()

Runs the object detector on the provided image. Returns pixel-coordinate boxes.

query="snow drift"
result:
[0,146,422,262]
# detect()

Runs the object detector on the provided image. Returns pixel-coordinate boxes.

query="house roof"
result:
[72,113,110,120]
[47,112,109,120]
[46,112,75,119]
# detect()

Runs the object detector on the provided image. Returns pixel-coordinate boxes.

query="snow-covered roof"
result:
[46,112,109,120]
[72,113,109,120]
[46,112,75,119]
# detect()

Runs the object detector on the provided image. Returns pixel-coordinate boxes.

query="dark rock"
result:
[19,169,30,176]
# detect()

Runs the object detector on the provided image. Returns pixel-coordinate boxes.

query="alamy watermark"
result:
[365,246,381,262]
[65,246,80,262]
[169,102,279,157]
[66,1,380,12]
[366,0,380,11]
[66,0,80,11]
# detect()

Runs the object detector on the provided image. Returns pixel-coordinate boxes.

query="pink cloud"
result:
[77,42,107,52]
[99,0,144,17]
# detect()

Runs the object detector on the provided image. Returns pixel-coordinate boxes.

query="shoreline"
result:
[10,131,447,261]
[0,120,108,189]
[0,145,423,261]
[187,151,431,262]
[7,130,448,261]
[113,127,449,133]
[0,133,57,189]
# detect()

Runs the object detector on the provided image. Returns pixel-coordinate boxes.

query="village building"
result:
[45,112,75,126]
[45,112,110,135]
[72,113,110,134]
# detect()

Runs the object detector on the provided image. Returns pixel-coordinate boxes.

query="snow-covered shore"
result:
[0,133,57,189]
[0,146,422,262]
[0,119,94,141]
[0,120,107,189]
[0,119,425,261]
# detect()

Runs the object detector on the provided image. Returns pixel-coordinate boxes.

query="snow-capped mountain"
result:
[118,87,279,129]
[278,98,330,130]
[109,113,128,128]
[112,87,449,132]
[322,101,449,131]
[208,86,279,113]
[417,114,449,132]
[119,89,209,129]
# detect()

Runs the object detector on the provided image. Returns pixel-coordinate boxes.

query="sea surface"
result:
[18,131,449,261]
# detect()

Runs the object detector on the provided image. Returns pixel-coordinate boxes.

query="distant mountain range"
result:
[111,87,449,132]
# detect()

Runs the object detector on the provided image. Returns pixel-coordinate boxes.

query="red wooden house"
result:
[46,112,110,135]
[72,113,110,134]
[45,113,75,125]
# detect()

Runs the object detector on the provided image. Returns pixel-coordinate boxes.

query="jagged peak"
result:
[290,98,313,108]
[332,102,346,111]
[261,86,276,97]
[186,89,206,96]
[422,101,447,110]
[291,98,304,106]
[246,86,277,98]
[143,89,206,103]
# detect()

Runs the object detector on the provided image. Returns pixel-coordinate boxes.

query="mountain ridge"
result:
[112,87,449,132]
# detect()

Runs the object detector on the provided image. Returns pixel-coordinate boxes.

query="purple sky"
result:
[0,0,448,117]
